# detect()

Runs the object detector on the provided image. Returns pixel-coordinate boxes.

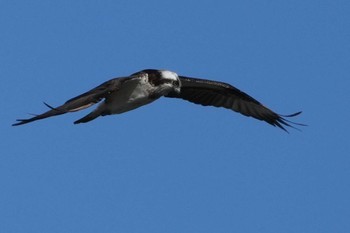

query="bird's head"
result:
[158,70,181,94]
[135,69,181,96]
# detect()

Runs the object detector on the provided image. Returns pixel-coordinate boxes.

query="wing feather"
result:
[166,76,304,131]
[12,77,126,126]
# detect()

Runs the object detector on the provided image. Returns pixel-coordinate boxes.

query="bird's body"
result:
[72,77,155,124]
[100,77,155,114]
[13,69,303,131]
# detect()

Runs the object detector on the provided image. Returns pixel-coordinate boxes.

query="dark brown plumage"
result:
[165,76,304,132]
[13,69,304,131]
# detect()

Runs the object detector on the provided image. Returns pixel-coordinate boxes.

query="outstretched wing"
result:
[166,76,303,131]
[13,77,127,126]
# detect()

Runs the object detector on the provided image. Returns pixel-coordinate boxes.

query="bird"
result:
[12,69,304,131]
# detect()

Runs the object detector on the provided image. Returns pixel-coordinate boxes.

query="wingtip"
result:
[12,119,29,126]
[276,111,306,133]
[281,111,303,118]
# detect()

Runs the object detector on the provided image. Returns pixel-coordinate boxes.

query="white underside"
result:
[97,76,156,114]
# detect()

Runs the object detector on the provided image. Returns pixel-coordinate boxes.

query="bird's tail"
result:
[74,110,101,124]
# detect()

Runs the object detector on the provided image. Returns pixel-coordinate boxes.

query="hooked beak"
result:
[174,86,181,94]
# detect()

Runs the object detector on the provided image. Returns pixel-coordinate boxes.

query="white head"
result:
[133,69,181,97]
[158,70,181,94]
[160,70,179,82]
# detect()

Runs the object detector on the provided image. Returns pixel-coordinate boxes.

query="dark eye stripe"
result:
[163,79,179,85]
[151,79,180,87]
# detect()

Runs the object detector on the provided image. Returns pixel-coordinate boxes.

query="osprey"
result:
[13,69,304,131]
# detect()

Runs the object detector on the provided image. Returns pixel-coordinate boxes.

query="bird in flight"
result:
[13,69,304,131]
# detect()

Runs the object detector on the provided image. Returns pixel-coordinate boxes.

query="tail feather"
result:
[74,111,101,124]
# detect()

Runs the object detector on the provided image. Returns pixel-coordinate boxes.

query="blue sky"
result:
[1,0,349,232]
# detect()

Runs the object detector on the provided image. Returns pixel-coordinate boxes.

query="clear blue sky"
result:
[1,0,349,232]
